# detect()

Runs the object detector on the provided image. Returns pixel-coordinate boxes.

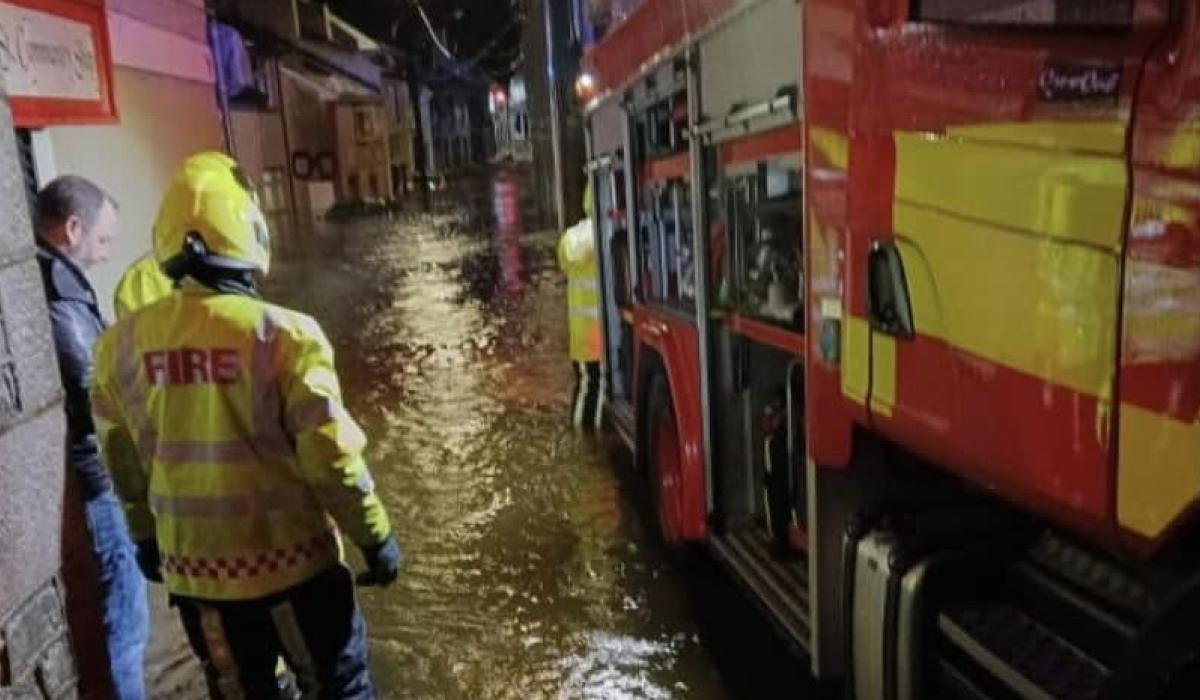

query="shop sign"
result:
[0,0,116,126]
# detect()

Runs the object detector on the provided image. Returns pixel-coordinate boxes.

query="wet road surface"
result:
[146,170,812,699]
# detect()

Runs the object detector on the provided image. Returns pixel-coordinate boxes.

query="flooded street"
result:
[147,170,810,699]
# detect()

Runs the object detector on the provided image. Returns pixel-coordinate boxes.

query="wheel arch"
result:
[633,329,708,542]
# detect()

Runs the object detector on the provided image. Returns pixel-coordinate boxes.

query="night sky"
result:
[328,0,525,81]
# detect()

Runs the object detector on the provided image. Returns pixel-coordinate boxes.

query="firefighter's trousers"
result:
[174,564,375,700]
[572,361,603,431]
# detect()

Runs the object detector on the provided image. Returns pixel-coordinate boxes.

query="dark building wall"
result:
[522,0,554,227]
[0,97,83,697]
[523,0,587,229]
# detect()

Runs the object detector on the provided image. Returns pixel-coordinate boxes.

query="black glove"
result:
[135,540,163,582]
[356,535,402,587]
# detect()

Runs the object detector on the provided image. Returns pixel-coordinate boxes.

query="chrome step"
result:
[939,603,1109,700]
[711,528,810,655]
[1025,533,1150,623]
[1009,561,1136,668]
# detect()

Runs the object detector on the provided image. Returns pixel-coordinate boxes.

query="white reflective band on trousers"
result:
[571,362,604,431]
[573,364,590,428]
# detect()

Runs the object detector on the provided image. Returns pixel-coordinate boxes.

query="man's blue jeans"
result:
[84,491,150,699]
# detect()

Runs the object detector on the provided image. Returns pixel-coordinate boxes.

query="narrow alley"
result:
[141,171,807,699]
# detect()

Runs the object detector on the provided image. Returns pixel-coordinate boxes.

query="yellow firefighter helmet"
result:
[154,151,271,276]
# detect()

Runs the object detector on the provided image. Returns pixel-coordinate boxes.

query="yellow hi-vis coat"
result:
[114,254,174,320]
[557,218,601,362]
[91,284,391,601]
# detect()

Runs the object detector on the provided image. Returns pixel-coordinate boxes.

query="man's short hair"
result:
[35,175,116,236]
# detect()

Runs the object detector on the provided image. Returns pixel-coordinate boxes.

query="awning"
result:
[280,63,375,101]
[295,38,381,92]
[218,14,383,94]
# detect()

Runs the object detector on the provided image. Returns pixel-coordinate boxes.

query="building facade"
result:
[217,0,400,222]
[522,0,587,229]
[13,0,223,319]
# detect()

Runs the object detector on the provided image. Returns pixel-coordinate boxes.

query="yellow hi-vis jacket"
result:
[557,218,601,362]
[114,254,174,321]
[91,284,391,601]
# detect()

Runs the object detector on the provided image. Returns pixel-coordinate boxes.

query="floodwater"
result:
[145,169,810,699]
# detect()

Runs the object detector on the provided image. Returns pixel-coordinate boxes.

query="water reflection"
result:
[150,169,808,699]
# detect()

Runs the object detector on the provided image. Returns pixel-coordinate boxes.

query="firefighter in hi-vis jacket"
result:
[91,152,401,699]
[557,183,603,431]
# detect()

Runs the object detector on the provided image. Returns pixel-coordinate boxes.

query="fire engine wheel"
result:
[646,373,685,546]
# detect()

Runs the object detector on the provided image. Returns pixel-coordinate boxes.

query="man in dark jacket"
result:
[36,175,148,699]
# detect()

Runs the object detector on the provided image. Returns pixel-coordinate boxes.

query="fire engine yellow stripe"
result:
[945,121,1127,157]
[893,126,1125,400]
[895,129,1127,251]
[871,334,896,418]
[894,201,1119,398]
[1156,120,1200,170]
[809,126,849,170]
[841,316,870,407]
[839,316,895,418]
[1118,403,1200,538]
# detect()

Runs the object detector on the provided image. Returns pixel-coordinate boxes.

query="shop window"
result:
[717,157,803,328]
[911,0,1131,28]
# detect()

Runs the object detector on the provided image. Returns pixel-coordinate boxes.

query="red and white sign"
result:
[0,0,115,126]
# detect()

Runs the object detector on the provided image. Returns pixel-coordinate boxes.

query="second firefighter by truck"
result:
[558,185,603,430]
[90,152,401,699]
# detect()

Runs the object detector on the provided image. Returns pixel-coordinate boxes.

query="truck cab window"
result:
[911,0,1132,28]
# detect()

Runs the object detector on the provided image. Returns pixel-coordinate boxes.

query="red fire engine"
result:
[580,0,1200,696]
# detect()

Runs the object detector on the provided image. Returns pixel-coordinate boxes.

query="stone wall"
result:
[0,93,80,697]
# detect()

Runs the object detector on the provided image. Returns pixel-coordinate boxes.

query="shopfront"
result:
[5,0,222,317]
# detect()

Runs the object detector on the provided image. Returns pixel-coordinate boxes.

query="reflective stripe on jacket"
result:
[557,218,602,362]
[114,254,175,321]
[91,285,391,601]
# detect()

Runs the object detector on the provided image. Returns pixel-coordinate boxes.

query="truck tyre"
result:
[646,373,685,546]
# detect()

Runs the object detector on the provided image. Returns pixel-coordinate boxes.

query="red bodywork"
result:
[1119,2,1200,551]
[592,0,1200,556]
[804,0,1176,553]
[582,0,737,98]
[634,305,708,542]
